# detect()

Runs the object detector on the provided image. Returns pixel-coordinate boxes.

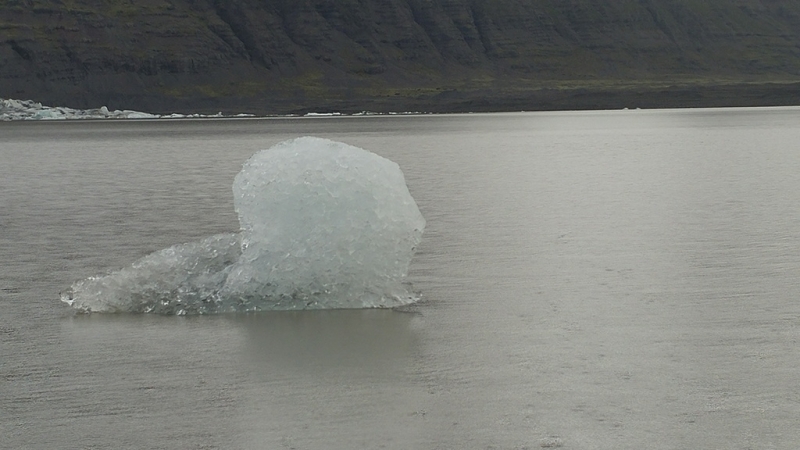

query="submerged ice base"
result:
[62,137,425,314]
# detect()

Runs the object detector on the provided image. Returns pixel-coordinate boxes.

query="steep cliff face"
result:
[2,0,800,113]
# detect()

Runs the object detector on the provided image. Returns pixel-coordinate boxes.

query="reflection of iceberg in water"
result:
[62,137,425,314]
[239,310,419,376]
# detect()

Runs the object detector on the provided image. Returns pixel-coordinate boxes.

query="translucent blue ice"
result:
[62,137,425,314]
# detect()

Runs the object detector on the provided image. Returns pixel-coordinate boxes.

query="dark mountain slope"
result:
[2,0,800,113]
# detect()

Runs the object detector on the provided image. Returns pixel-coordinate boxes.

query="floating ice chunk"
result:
[32,109,65,120]
[220,137,425,310]
[0,98,161,120]
[116,110,160,119]
[61,137,425,314]
[62,234,242,314]
[0,98,252,120]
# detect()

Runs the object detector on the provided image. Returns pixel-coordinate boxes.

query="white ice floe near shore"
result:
[0,98,254,121]
[1,98,429,121]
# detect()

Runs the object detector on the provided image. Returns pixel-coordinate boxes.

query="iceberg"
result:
[61,137,425,314]
[0,98,159,120]
[0,98,253,121]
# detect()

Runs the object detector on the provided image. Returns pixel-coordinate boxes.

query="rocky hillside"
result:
[2,0,800,113]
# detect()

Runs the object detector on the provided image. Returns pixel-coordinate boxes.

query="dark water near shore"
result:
[2,108,800,449]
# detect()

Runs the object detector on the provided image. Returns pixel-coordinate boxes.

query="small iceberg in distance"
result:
[61,137,426,314]
[1,98,161,120]
[0,98,254,120]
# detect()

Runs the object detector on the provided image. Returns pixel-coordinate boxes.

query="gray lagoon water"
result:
[2,108,800,449]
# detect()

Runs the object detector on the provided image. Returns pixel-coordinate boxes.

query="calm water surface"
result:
[2,108,800,449]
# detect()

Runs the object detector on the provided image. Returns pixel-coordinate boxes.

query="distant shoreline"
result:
[274,80,800,117]
[4,81,800,121]
[126,80,800,117]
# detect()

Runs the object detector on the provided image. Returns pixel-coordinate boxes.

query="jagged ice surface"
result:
[62,137,425,314]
